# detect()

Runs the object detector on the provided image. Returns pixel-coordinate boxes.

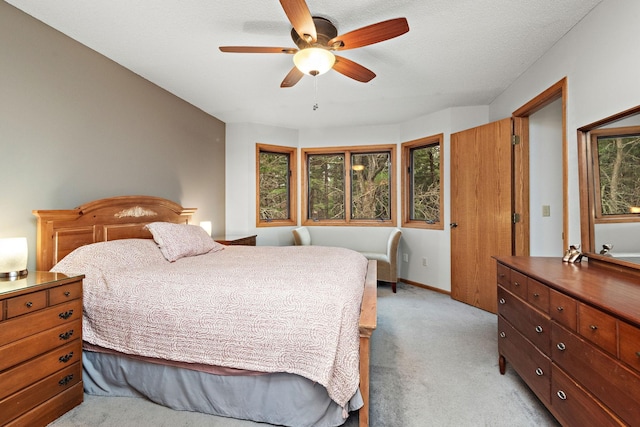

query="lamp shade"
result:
[293,48,335,76]
[199,221,212,237]
[0,237,28,278]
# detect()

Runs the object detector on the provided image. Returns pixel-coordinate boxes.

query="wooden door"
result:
[450,118,513,313]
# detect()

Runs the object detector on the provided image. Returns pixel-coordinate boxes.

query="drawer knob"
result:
[499,298,506,305]
[499,331,506,338]
[59,310,74,320]
[535,325,543,333]
[64,291,71,297]
[590,324,598,331]
[557,342,566,351]
[557,390,567,400]
[514,282,520,287]
[58,374,74,386]
[535,368,544,376]
[59,352,74,363]
[25,301,33,308]
[556,306,564,312]
[59,330,74,340]
[533,293,539,298]
[636,351,640,358]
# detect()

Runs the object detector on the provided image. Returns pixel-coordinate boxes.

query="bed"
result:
[32,195,377,427]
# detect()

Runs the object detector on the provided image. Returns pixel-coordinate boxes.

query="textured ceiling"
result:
[7,0,603,130]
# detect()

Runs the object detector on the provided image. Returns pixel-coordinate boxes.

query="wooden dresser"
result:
[0,272,84,426]
[495,256,640,426]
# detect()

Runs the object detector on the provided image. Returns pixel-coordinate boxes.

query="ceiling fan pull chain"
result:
[313,76,319,111]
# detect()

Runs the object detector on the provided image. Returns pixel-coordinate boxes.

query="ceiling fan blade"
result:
[219,46,297,54]
[329,18,409,50]
[333,56,376,83]
[281,67,305,88]
[279,0,317,43]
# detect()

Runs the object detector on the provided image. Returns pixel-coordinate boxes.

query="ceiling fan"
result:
[219,0,409,88]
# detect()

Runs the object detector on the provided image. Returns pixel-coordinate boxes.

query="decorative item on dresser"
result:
[0,272,84,427]
[495,256,640,426]
[213,234,257,246]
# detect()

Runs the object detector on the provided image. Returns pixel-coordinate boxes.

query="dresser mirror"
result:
[578,105,640,269]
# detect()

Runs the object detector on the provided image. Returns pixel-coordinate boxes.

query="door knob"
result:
[450,223,458,228]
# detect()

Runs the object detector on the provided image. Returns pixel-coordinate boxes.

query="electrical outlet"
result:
[403,253,409,262]
[422,257,428,267]
[542,205,551,217]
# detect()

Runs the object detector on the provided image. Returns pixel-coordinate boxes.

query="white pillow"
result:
[51,239,167,275]
[145,222,223,262]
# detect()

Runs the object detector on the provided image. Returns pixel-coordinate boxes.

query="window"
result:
[591,126,640,222]
[401,134,444,229]
[256,144,297,226]
[302,145,396,225]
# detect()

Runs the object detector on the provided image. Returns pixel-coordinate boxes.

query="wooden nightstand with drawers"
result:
[214,234,257,246]
[0,272,84,427]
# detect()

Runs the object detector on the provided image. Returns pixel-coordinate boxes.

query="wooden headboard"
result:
[33,195,196,271]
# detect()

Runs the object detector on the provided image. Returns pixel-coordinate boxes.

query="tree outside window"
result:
[351,152,391,220]
[591,127,640,221]
[308,154,345,220]
[402,134,444,229]
[256,144,297,226]
[303,145,396,225]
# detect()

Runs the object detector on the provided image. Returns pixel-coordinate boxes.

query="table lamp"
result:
[0,237,28,279]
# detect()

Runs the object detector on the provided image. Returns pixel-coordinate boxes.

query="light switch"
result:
[542,205,551,217]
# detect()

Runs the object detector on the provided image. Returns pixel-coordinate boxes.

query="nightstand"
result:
[213,234,257,246]
[0,272,84,426]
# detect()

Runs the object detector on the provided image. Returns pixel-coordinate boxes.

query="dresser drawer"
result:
[498,286,551,355]
[619,320,640,374]
[527,278,549,314]
[552,323,640,425]
[549,288,577,331]
[0,319,81,371]
[578,303,617,356]
[498,316,550,405]
[0,339,81,401]
[551,364,622,427]
[6,290,47,319]
[496,263,511,288]
[0,362,82,426]
[5,381,83,427]
[509,270,528,299]
[0,299,81,347]
[49,281,82,306]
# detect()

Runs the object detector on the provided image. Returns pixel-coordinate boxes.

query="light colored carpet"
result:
[48,283,559,427]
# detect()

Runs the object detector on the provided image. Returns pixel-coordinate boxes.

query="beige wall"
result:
[0,2,226,272]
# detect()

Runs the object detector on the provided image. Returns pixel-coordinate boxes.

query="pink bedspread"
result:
[51,240,368,407]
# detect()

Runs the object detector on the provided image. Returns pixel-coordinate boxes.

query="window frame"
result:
[301,144,397,226]
[401,134,444,230]
[256,143,297,227]
[590,126,640,224]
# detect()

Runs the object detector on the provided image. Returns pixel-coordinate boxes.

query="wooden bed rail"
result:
[359,259,377,427]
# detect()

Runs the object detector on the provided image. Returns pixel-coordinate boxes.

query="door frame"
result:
[512,77,568,255]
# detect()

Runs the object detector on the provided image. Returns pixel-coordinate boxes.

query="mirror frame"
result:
[578,104,640,271]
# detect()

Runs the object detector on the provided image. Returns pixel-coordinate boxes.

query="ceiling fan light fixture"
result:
[293,47,335,76]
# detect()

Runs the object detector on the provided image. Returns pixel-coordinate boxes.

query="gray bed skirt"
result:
[82,350,363,427]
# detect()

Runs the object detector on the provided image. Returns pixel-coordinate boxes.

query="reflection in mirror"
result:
[590,126,640,217]
[578,106,640,269]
